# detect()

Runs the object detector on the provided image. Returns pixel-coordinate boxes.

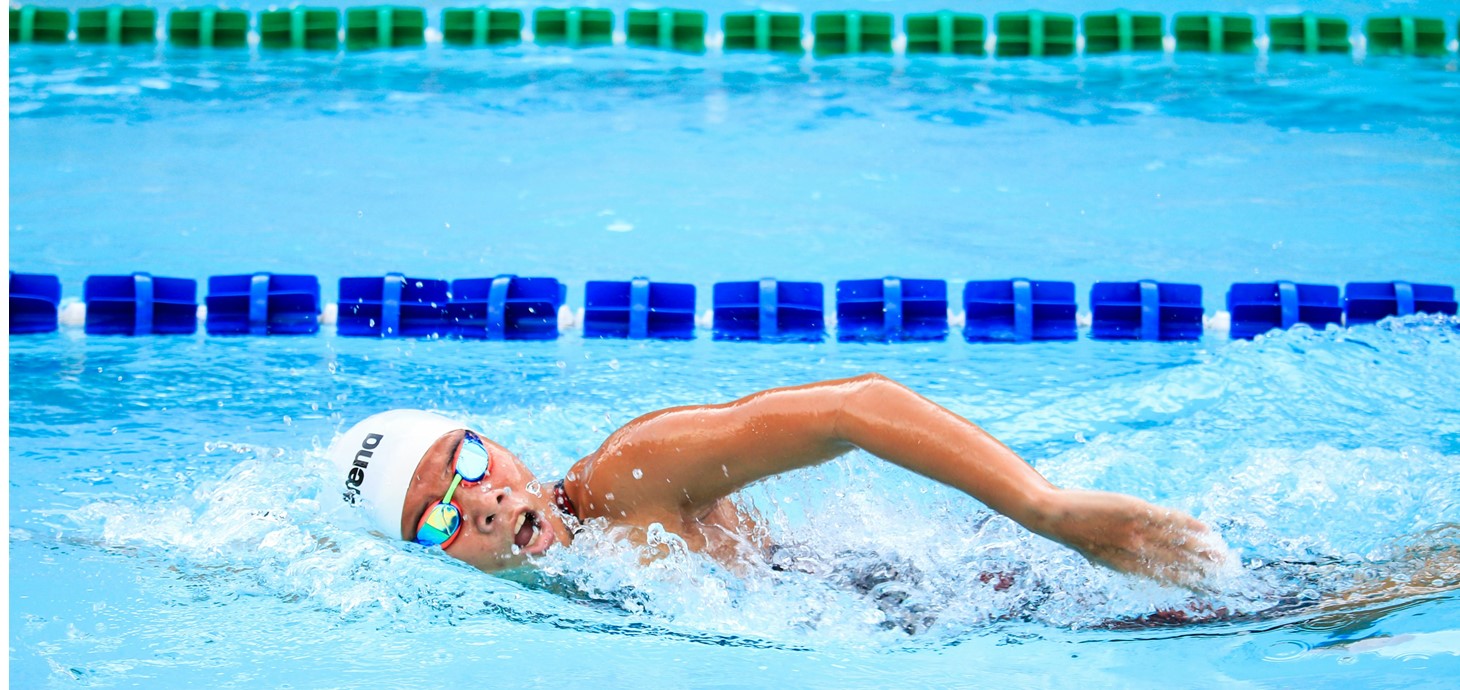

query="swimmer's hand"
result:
[1030,489,1225,591]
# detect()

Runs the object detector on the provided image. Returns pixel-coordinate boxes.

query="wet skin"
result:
[402,374,1224,588]
[400,430,766,572]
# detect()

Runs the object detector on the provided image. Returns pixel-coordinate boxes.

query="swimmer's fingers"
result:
[1044,492,1226,591]
[1141,521,1229,592]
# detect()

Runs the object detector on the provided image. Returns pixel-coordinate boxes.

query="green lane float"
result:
[259,7,340,50]
[345,6,426,50]
[76,6,157,45]
[994,11,1076,58]
[1364,16,1447,58]
[812,11,894,57]
[1172,13,1255,54]
[168,8,249,49]
[534,8,614,48]
[1082,10,1163,54]
[722,11,803,54]
[10,6,70,44]
[904,11,986,56]
[1268,13,1351,55]
[441,8,523,47]
[626,8,707,53]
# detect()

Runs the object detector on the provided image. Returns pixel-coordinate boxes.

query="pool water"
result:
[9,1,1460,686]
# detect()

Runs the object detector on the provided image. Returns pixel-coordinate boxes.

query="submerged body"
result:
[332,374,1223,588]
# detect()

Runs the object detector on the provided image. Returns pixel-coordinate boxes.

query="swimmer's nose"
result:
[460,483,512,531]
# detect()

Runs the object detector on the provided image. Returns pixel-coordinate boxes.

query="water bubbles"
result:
[1261,639,1311,662]
[526,480,542,496]
[632,469,643,480]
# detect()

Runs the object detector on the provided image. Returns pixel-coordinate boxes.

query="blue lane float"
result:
[338,273,450,338]
[963,278,1077,342]
[712,278,824,341]
[1226,281,1343,339]
[1344,281,1458,325]
[835,277,948,342]
[449,275,564,340]
[83,272,197,335]
[205,273,322,335]
[1090,280,1204,341]
[9,271,62,334]
[583,277,696,339]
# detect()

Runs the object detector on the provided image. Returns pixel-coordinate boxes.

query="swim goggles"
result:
[414,431,493,549]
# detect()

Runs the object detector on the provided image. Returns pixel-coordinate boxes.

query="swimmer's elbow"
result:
[830,372,900,444]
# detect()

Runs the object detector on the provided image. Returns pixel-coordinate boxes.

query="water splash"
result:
[56,317,1460,649]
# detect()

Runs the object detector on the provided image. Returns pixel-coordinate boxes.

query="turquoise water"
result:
[10,2,1460,687]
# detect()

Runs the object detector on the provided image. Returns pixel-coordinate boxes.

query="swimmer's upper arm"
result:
[568,376,866,520]
[570,373,1057,535]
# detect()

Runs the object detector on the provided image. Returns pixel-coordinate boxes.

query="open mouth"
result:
[512,510,539,550]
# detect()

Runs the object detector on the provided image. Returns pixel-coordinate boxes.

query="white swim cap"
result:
[327,409,465,540]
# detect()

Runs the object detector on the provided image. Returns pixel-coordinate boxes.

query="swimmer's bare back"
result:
[559,373,1224,589]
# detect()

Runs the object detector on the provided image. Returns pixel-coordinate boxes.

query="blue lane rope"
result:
[1394,280,1415,316]
[382,271,403,337]
[881,277,902,338]
[1139,279,1160,341]
[1011,278,1034,342]
[758,278,777,339]
[1277,280,1299,328]
[16,272,1458,340]
[132,272,154,335]
[485,275,511,340]
[248,272,270,335]
[629,276,651,339]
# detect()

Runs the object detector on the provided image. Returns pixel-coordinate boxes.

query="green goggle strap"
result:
[439,473,465,507]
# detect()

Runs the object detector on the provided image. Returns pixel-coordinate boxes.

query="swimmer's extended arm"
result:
[572,373,1220,587]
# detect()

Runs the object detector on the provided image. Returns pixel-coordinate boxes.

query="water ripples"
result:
[11,315,1457,652]
[11,46,1460,136]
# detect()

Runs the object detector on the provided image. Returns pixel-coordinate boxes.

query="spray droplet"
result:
[632,469,643,479]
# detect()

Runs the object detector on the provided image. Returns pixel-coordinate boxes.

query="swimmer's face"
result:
[400,430,572,572]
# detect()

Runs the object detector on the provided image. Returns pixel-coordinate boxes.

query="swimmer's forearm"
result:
[832,374,1060,532]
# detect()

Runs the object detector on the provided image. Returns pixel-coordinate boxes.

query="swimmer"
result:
[328,373,1223,589]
